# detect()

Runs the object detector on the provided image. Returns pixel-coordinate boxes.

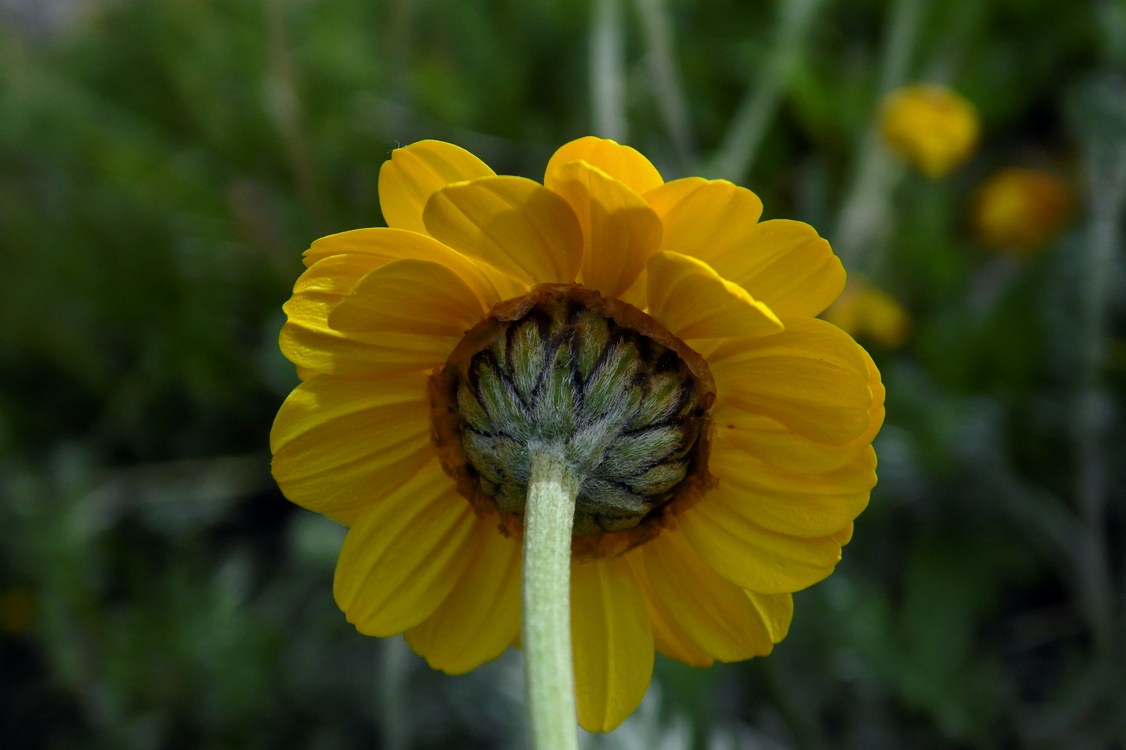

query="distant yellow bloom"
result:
[880,84,979,179]
[270,137,884,731]
[824,283,910,348]
[972,167,1072,252]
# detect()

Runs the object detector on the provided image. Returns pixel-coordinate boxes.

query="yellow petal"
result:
[571,556,654,733]
[281,254,452,377]
[646,251,784,339]
[721,220,844,319]
[334,465,476,636]
[706,442,877,537]
[286,227,522,378]
[678,499,846,594]
[617,269,649,310]
[302,227,526,300]
[302,227,408,267]
[646,179,843,317]
[545,136,664,196]
[638,532,792,662]
[713,410,867,474]
[547,161,662,298]
[628,552,714,666]
[746,590,794,643]
[329,258,488,338]
[423,176,583,286]
[269,373,433,524]
[289,252,382,298]
[712,342,885,473]
[645,177,763,266]
[404,518,521,674]
[708,318,872,444]
[378,140,495,234]
[862,343,887,438]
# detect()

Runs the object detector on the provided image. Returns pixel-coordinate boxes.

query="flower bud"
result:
[972,167,1072,252]
[880,84,979,179]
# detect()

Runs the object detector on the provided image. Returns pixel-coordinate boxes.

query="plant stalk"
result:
[522,449,581,750]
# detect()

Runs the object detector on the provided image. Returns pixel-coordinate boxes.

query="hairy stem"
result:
[522,449,581,750]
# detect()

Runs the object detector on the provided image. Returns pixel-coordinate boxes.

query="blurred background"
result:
[1,0,1124,748]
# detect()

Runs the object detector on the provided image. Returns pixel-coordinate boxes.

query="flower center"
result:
[429,284,715,556]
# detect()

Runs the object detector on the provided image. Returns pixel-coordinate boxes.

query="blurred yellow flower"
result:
[880,84,979,178]
[270,137,884,732]
[972,167,1072,252]
[824,283,910,348]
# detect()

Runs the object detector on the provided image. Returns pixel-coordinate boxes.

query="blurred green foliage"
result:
[2,0,1124,748]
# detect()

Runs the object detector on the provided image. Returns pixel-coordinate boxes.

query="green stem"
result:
[707,0,823,181]
[522,450,581,750]
[1071,75,1126,653]
[832,0,927,273]
[633,0,694,170]
[591,0,627,141]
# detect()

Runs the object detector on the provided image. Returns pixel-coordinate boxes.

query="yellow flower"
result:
[823,282,911,348]
[880,84,979,179]
[270,137,885,732]
[972,167,1072,252]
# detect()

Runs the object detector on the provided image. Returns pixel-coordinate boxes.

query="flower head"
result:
[270,137,884,731]
[972,167,1072,252]
[880,84,979,179]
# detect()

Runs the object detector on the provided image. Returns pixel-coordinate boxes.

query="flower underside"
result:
[430,284,716,557]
